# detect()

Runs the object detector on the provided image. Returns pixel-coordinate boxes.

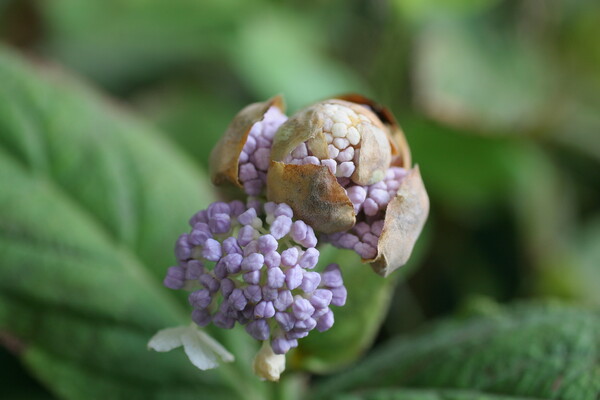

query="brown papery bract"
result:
[210,95,285,188]
[267,161,355,234]
[368,166,429,276]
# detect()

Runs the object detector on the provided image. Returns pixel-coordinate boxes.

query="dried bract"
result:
[368,167,429,276]
[267,162,355,234]
[268,99,397,232]
[210,96,286,195]
[270,99,392,185]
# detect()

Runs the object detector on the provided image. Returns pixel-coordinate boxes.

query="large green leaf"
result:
[335,388,544,400]
[313,302,600,399]
[0,46,213,280]
[135,85,245,169]
[401,117,522,213]
[412,19,556,134]
[0,46,266,399]
[40,0,250,88]
[232,10,369,111]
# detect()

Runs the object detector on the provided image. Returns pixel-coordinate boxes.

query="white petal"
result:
[196,330,235,363]
[147,326,187,352]
[181,330,220,370]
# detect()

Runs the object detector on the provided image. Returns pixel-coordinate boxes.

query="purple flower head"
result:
[309,289,333,309]
[300,271,321,293]
[272,337,294,355]
[191,309,211,327]
[229,288,247,311]
[322,264,344,288]
[189,289,212,309]
[270,215,292,239]
[162,199,347,354]
[246,319,270,341]
[273,290,293,311]
[316,309,334,332]
[222,253,243,274]
[244,285,262,304]
[163,266,185,290]
[292,296,315,320]
[275,312,295,332]
[241,253,264,272]
[258,234,278,254]
[184,260,204,280]
[254,301,276,319]
[299,248,319,269]
[267,267,286,288]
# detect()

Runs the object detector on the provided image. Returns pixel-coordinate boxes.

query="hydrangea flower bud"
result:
[271,99,392,185]
[267,98,397,233]
[210,96,287,196]
[162,199,347,361]
[282,95,428,277]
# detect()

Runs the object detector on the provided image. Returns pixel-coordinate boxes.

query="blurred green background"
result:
[1,0,599,399]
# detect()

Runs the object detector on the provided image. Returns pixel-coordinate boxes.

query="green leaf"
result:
[402,117,522,213]
[0,47,214,281]
[0,46,267,399]
[232,10,369,111]
[136,86,245,169]
[40,0,250,88]
[413,19,556,134]
[393,0,501,23]
[313,302,600,399]
[291,248,399,373]
[334,388,544,400]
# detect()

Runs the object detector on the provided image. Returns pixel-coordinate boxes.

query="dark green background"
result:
[1,0,599,399]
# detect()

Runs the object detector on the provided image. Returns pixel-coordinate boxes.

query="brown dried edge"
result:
[368,166,429,277]
[209,95,285,187]
[267,161,355,234]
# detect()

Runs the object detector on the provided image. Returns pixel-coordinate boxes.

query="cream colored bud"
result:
[267,98,396,233]
[252,341,286,382]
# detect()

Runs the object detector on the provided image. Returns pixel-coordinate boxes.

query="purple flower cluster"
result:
[238,107,288,196]
[324,167,408,259]
[164,200,346,354]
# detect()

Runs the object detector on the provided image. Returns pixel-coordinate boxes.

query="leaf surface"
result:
[313,302,600,400]
[0,46,265,400]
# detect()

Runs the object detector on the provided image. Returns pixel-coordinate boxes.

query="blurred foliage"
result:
[316,302,600,399]
[1,0,599,398]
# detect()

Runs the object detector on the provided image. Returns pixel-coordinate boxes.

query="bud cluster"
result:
[325,167,408,259]
[164,200,346,355]
[159,94,427,381]
[282,102,366,179]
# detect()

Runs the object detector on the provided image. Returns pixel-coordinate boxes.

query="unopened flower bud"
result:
[252,341,286,382]
[267,98,398,233]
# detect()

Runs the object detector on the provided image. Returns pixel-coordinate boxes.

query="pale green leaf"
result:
[313,302,600,399]
[0,46,266,400]
[335,388,544,400]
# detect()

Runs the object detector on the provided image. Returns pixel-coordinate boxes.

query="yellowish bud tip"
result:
[252,341,286,382]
